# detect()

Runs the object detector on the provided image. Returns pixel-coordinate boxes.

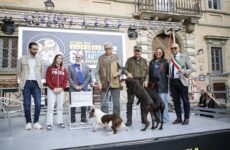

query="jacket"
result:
[95,54,121,89]
[125,56,148,81]
[169,53,193,86]
[68,63,90,92]
[17,55,42,90]
[45,66,68,90]
[148,58,169,93]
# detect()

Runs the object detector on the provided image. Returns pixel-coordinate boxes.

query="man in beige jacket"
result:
[17,42,43,130]
[95,43,131,114]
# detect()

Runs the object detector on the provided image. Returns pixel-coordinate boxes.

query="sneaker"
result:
[25,122,32,130]
[70,122,76,126]
[47,125,52,130]
[57,123,65,128]
[34,122,43,129]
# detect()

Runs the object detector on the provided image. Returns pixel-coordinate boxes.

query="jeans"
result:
[23,80,41,123]
[157,93,169,122]
[100,88,120,114]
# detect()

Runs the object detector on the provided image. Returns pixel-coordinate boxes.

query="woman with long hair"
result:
[148,47,169,123]
[45,54,68,130]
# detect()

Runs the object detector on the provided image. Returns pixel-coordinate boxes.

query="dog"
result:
[89,108,128,134]
[125,78,164,131]
[145,81,165,129]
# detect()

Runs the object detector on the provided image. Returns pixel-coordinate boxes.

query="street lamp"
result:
[127,25,138,40]
[1,16,15,35]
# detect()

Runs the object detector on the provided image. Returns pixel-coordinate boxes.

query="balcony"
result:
[134,0,202,21]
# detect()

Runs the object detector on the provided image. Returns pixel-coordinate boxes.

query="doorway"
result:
[213,83,226,99]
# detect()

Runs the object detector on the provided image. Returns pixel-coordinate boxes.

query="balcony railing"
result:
[135,0,202,15]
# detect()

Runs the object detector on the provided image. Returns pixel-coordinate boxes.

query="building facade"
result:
[0,0,229,102]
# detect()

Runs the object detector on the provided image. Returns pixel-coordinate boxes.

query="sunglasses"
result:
[134,50,141,52]
[105,47,112,50]
[171,47,177,50]
[155,52,162,54]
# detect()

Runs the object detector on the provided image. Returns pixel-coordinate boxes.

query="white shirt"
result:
[27,56,36,80]
[170,53,181,79]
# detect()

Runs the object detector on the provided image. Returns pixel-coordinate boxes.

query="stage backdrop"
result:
[18,27,126,79]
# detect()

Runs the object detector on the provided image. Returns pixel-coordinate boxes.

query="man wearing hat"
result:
[124,45,148,126]
[169,43,193,125]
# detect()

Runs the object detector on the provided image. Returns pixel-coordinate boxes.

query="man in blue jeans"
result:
[17,42,43,130]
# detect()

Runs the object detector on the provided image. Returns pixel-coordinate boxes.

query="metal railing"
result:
[135,0,202,15]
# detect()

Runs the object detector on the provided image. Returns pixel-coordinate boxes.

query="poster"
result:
[18,27,126,79]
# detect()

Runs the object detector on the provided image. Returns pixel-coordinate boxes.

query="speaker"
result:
[127,25,138,40]
[1,17,15,35]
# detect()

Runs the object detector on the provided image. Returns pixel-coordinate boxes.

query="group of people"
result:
[94,42,192,126]
[17,42,91,130]
[17,41,192,131]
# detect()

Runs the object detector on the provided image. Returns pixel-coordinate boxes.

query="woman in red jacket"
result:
[45,54,68,130]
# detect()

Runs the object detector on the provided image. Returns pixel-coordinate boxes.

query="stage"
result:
[1,112,230,150]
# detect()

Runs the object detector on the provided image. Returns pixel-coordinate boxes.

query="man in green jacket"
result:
[125,45,148,126]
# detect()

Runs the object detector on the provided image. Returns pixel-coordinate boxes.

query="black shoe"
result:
[81,119,88,123]
[125,120,132,126]
[173,118,182,124]
[182,119,189,125]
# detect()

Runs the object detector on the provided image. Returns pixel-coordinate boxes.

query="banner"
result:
[18,27,126,78]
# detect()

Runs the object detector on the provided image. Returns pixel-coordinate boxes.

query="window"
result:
[208,0,221,10]
[0,37,18,72]
[211,47,223,73]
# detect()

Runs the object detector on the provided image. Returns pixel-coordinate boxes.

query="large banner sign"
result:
[18,27,126,78]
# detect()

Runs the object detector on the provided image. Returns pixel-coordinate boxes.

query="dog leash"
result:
[102,84,110,102]
[101,84,111,113]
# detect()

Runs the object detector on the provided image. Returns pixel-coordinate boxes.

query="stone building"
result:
[0,0,229,103]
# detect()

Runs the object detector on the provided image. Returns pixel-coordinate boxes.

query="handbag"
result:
[152,63,164,90]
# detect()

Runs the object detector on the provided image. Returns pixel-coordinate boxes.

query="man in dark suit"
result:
[169,43,193,125]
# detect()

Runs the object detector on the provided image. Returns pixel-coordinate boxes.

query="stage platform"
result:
[1,112,230,150]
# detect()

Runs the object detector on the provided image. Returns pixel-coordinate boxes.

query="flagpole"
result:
[172,30,176,44]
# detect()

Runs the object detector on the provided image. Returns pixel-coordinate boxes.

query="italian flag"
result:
[171,56,194,99]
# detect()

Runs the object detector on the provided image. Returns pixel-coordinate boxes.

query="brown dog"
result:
[89,108,128,134]
[101,114,123,134]
[145,81,165,129]
[125,78,164,131]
